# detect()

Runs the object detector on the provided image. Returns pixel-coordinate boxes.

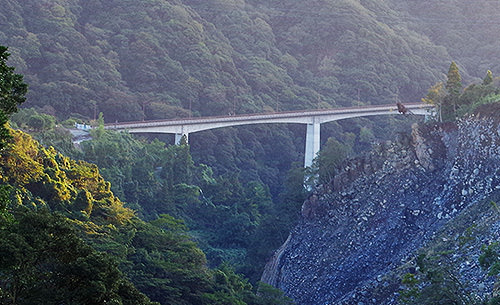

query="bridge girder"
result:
[105,104,434,167]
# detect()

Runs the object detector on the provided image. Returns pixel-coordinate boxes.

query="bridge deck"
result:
[104,103,432,129]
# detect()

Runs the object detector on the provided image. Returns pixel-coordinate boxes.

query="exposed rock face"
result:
[262,117,500,304]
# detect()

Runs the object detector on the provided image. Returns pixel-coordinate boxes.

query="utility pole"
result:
[142,100,146,121]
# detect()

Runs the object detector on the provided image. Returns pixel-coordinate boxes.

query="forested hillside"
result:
[388,0,500,77]
[1,46,294,304]
[3,0,497,122]
[0,127,296,305]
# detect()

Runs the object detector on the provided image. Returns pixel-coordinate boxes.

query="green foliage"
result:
[446,62,462,98]
[483,70,493,86]
[358,127,375,144]
[0,209,157,305]
[123,219,210,304]
[0,123,295,304]
[0,128,134,225]
[71,126,309,284]
[399,273,420,304]
[92,112,105,139]
[0,184,13,224]
[10,108,56,131]
[399,252,476,305]
[423,66,500,121]
[313,137,352,184]
[477,242,500,305]
[202,266,294,305]
[440,61,463,121]
[1,0,480,122]
[457,94,500,118]
[255,282,295,305]
[0,46,26,115]
[3,3,500,303]
[422,82,447,121]
[479,243,500,276]
[0,45,27,150]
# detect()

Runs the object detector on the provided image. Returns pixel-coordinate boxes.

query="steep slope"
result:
[388,0,500,78]
[248,0,450,105]
[262,112,500,304]
[0,0,465,121]
[0,128,292,304]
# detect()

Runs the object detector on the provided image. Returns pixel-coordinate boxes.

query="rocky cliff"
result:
[262,114,500,304]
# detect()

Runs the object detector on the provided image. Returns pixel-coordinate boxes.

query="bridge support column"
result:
[304,120,320,168]
[175,133,189,145]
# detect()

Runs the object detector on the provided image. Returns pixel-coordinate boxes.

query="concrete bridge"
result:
[104,103,434,167]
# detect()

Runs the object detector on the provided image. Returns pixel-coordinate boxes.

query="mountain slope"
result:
[262,110,500,304]
[3,0,493,121]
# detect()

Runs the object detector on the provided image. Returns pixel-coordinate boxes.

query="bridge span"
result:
[105,103,433,167]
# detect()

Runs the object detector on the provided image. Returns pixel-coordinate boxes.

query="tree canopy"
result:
[2,0,495,121]
[0,45,27,149]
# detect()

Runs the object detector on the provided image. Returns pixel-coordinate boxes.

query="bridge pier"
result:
[175,133,189,144]
[304,120,320,168]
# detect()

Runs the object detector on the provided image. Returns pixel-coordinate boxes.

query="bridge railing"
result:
[104,103,433,129]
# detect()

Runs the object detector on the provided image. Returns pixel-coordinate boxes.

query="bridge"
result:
[105,103,434,167]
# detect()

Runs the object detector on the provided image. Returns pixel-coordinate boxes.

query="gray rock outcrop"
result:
[262,116,500,304]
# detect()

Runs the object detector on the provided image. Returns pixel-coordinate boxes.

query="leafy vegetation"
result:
[2,0,500,303]
[0,43,292,304]
[423,63,500,121]
[0,210,157,305]
[76,124,307,282]
[398,191,500,305]
[0,1,448,284]
[399,252,477,305]
[0,46,27,150]
[0,125,294,305]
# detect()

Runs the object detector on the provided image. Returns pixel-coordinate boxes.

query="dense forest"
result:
[1,45,293,304]
[2,0,500,304]
[0,127,296,305]
[3,0,499,122]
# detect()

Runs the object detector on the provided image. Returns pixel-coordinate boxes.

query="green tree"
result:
[443,61,462,120]
[446,62,462,97]
[0,210,157,305]
[0,46,27,149]
[27,114,45,130]
[483,70,493,86]
[314,137,352,184]
[92,112,105,139]
[422,82,446,122]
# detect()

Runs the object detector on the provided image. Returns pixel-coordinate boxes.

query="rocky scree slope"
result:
[262,116,500,304]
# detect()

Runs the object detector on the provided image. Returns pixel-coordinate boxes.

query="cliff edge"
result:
[262,114,500,304]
